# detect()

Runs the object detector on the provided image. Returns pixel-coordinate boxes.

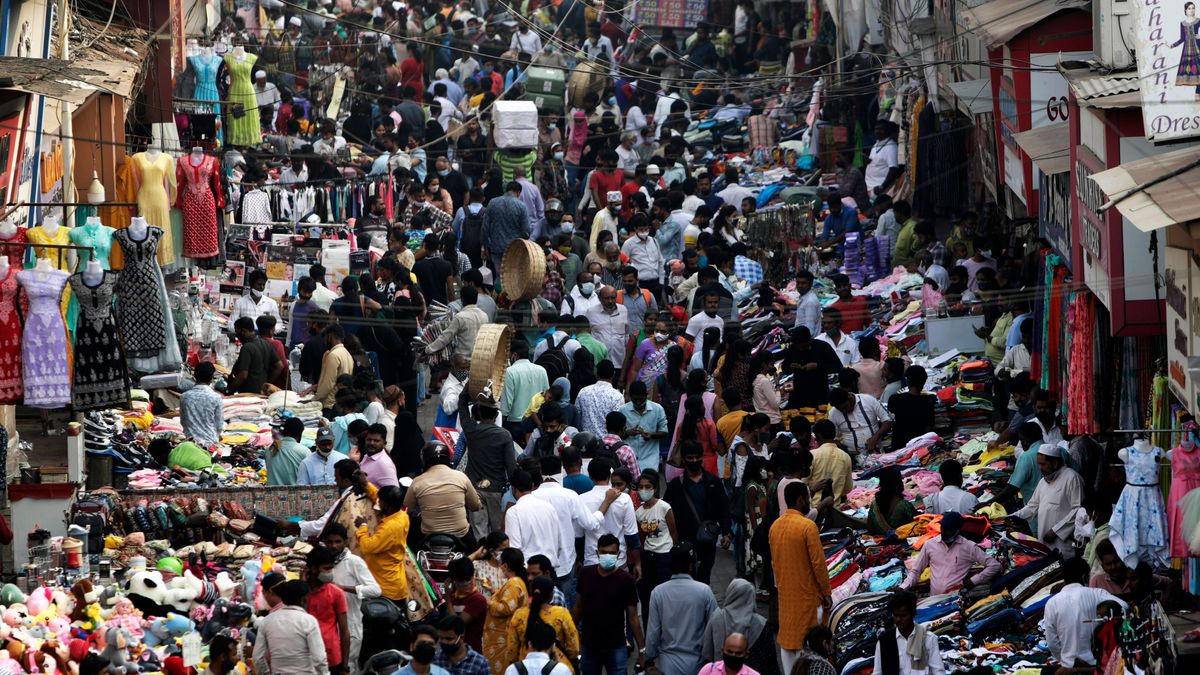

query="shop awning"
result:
[961,0,1090,47]
[1060,65,1142,109]
[1013,125,1070,174]
[1089,146,1200,232]
[0,52,140,104]
[944,78,992,116]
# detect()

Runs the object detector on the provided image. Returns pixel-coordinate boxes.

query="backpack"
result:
[460,206,485,267]
[615,287,654,307]
[514,661,559,675]
[596,438,626,465]
[534,334,571,382]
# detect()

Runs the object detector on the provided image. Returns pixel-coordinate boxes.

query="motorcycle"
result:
[362,649,407,675]
[358,598,412,671]
[416,531,469,594]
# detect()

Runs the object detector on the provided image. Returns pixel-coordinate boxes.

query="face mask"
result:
[453,369,469,382]
[610,204,622,213]
[548,123,557,130]
[637,231,649,240]
[608,96,617,106]
[438,169,449,177]
[580,282,595,296]
[684,459,702,472]
[559,246,573,255]
[412,642,437,664]
[637,488,654,501]
[723,655,745,672]
[757,431,772,444]
[698,255,708,267]
[624,284,638,294]
[440,641,461,657]
[317,571,334,583]
[705,309,718,318]
[1036,412,1055,428]
[554,151,564,160]
[941,534,959,545]
[598,553,619,571]
[317,446,333,457]
[561,221,574,232]
[654,332,669,342]
[250,289,263,300]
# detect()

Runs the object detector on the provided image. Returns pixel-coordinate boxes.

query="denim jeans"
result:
[580,646,628,675]
[556,572,577,611]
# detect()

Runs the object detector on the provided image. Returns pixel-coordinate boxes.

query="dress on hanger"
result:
[70,271,129,411]
[68,222,115,270]
[0,267,22,404]
[113,228,167,357]
[131,153,178,266]
[1110,441,1170,567]
[189,53,222,115]
[27,225,78,333]
[16,268,70,408]
[175,154,225,259]
[1170,439,1200,594]
[0,227,26,268]
[225,52,262,147]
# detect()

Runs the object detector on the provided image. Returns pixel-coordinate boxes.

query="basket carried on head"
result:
[468,323,514,402]
[501,239,546,301]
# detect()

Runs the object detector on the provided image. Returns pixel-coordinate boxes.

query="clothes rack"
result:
[0,241,95,252]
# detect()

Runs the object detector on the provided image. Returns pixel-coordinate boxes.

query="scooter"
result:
[416,532,469,594]
[362,649,406,675]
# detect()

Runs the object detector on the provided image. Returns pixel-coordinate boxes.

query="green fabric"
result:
[866,498,916,535]
[576,332,609,367]
[168,441,213,471]
[891,219,919,269]
[265,437,309,486]
[494,149,537,184]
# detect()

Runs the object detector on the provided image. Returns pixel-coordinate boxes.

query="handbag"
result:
[681,482,721,546]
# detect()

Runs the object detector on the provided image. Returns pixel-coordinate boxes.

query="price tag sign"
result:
[182,632,202,667]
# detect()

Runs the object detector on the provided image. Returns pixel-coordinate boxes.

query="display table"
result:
[115,484,339,521]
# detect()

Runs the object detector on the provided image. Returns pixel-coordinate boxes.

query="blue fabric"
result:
[915,601,960,623]
[756,184,787,207]
[965,607,1021,635]
[989,553,1059,593]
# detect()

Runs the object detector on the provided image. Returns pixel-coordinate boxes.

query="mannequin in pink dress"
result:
[1169,428,1200,593]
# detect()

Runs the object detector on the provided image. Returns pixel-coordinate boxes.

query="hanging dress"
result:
[113,228,167,357]
[16,268,70,408]
[0,227,27,268]
[70,271,129,411]
[131,153,178,267]
[1110,442,1170,567]
[68,222,115,270]
[27,225,78,334]
[175,154,225,259]
[0,266,22,403]
[190,53,222,115]
[225,52,263,147]
[1169,440,1200,593]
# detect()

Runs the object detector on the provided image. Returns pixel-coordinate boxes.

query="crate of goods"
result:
[522,66,566,112]
[493,100,539,149]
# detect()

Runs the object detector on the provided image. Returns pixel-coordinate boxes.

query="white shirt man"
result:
[818,330,860,367]
[510,28,543,55]
[616,142,639,174]
[924,485,978,515]
[685,311,724,355]
[827,393,892,456]
[653,91,689,135]
[584,302,630,369]
[583,35,615,62]
[561,285,602,317]
[870,625,944,675]
[579,484,639,566]
[865,138,899,194]
[533,330,582,368]
[505,491,566,572]
[622,233,665,285]
[1044,584,1126,667]
[229,292,281,328]
[716,183,755,214]
[531,479,608,576]
[254,73,281,112]
[998,343,1031,378]
[793,288,821,336]
[1013,445,1085,557]
[329,543,382,671]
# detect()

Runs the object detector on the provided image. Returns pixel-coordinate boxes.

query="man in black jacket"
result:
[461,403,518,540]
[663,441,730,583]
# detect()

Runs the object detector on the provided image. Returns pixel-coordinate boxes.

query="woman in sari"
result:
[867,466,916,535]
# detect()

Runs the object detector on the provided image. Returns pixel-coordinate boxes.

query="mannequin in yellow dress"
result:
[131,145,177,267]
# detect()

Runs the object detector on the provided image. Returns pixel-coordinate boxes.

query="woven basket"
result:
[468,323,514,402]
[501,239,546,301]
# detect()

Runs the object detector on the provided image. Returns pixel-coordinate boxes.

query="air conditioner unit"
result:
[1094,0,1136,69]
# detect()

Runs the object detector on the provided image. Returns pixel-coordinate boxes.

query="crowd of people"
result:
[164,0,1193,674]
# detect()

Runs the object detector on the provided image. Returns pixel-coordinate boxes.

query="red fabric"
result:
[447,588,488,651]
[175,154,224,259]
[589,169,625,205]
[0,266,22,403]
[400,57,424,94]
[8,483,75,501]
[307,582,349,667]
[264,337,288,388]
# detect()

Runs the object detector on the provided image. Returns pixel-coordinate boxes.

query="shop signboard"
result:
[628,0,705,28]
[1131,0,1200,141]
[1166,246,1192,403]
[1039,170,1072,268]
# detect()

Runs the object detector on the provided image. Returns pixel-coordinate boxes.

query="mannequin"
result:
[175,147,224,260]
[146,142,161,161]
[128,216,148,241]
[40,215,59,238]
[131,148,176,265]
[232,44,246,61]
[82,259,103,286]
[69,215,115,271]
[191,147,205,164]
[203,45,214,58]
[35,257,54,272]
[224,44,261,147]
[0,220,16,240]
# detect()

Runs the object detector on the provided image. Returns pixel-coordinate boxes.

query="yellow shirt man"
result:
[808,441,853,502]
[356,509,411,601]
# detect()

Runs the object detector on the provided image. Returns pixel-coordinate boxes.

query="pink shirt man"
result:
[900,534,1001,595]
[359,450,399,488]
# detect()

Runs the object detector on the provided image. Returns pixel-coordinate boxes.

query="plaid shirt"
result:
[402,201,453,231]
[733,255,764,285]
[435,645,491,675]
[600,433,642,477]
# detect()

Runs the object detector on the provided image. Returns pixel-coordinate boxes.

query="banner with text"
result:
[1133,0,1200,141]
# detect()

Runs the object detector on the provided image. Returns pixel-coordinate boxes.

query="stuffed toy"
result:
[103,599,144,638]
[142,613,194,648]
[0,584,25,605]
[100,626,136,674]
[24,587,51,617]
[69,578,97,623]
[125,570,172,618]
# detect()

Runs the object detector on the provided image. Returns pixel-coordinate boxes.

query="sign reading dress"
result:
[113,227,168,358]
[70,271,129,411]
[131,152,178,266]
[16,268,70,408]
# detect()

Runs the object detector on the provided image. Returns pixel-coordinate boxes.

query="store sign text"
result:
[1075,160,1104,260]
[1131,0,1200,140]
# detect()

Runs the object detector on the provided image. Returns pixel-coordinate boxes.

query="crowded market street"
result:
[0,0,1197,672]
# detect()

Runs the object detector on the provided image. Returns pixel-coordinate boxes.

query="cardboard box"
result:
[493,100,539,149]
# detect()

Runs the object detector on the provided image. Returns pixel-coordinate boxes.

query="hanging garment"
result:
[0,228,26,268]
[225,52,263,147]
[70,271,129,411]
[131,152,178,266]
[68,222,115,270]
[175,154,225,258]
[113,228,168,357]
[27,224,79,334]
[0,266,21,404]
[189,53,222,115]
[16,268,69,408]
[1110,441,1169,567]
[1169,441,1200,559]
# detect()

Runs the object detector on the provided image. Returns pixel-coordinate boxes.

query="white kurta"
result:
[1042,583,1126,666]
[1014,466,1084,557]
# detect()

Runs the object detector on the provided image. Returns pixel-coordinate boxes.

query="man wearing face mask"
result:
[322,523,381,674]
[229,269,281,329]
[435,614,490,675]
[401,624,451,675]
[562,271,602,317]
[697,633,757,675]
[297,428,350,485]
[575,533,646,675]
[305,546,351,675]
[899,511,1000,595]
[436,354,472,429]
[622,221,665,308]
[227,317,284,395]
[589,189,625,252]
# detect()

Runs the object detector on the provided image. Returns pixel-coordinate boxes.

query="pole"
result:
[834,0,844,86]
[57,0,73,226]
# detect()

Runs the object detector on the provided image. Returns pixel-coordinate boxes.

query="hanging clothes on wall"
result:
[225,51,263,147]
[1066,292,1097,435]
[114,227,169,359]
[131,151,178,267]
[1169,433,1200,593]
[176,153,225,259]
[0,266,22,404]
[70,271,130,411]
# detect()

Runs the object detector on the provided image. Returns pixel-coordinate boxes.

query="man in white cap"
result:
[428,68,464,106]
[1009,442,1084,557]
[254,71,281,127]
[589,191,624,252]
